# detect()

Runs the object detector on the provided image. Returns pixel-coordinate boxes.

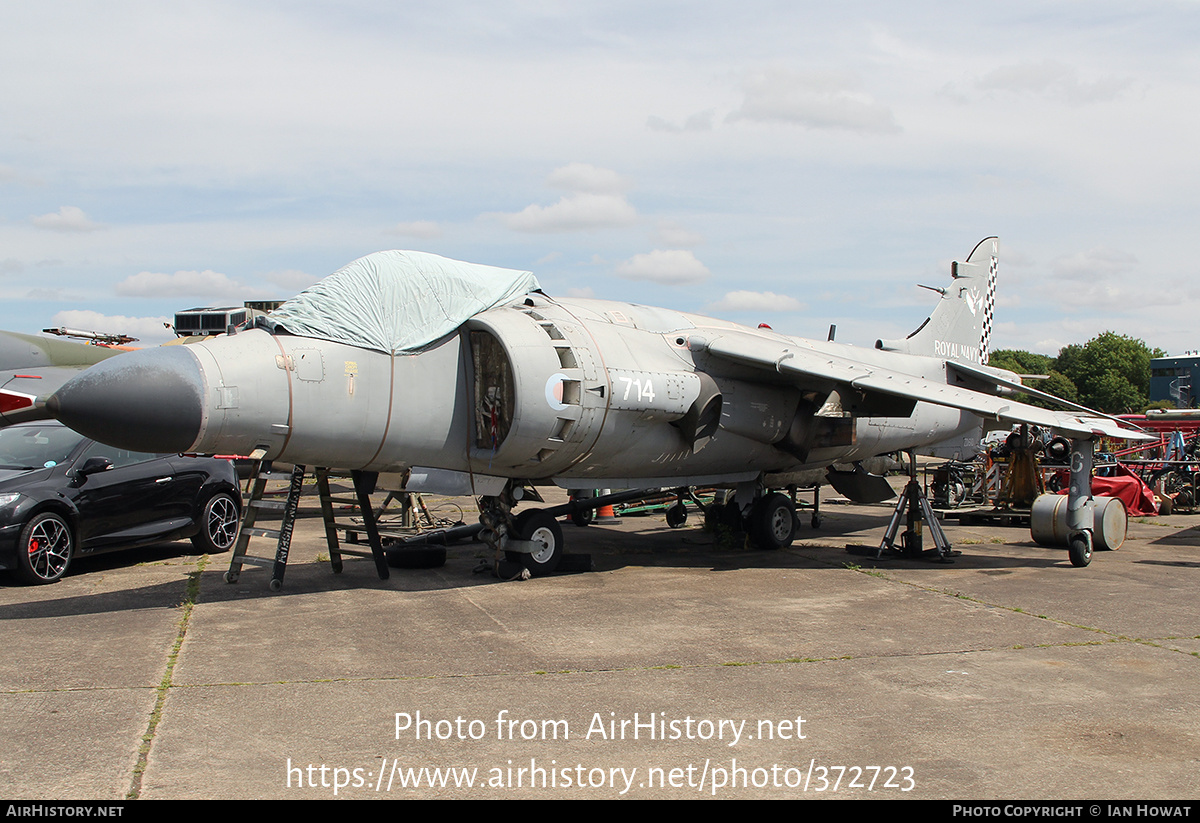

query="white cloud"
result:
[49,310,174,344]
[976,60,1131,104]
[546,163,629,194]
[500,192,637,233]
[1002,247,1036,269]
[1051,248,1138,281]
[1,165,43,185]
[614,250,710,285]
[705,290,806,313]
[727,66,900,134]
[1032,247,1195,312]
[2,6,1198,354]
[115,269,261,299]
[31,206,103,232]
[646,111,714,133]
[653,221,704,248]
[25,288,63,301]
[389,220,442,239]
[262,269,319,294]
[498,163,637,232]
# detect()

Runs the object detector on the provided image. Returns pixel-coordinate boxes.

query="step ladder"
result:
[224,460,390,590]
[312,467,391,580]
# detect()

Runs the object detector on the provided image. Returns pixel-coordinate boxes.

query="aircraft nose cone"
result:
[47,345,205,453]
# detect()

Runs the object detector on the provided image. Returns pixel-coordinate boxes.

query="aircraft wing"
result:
[0,366,97,425]
[0,330,130,427]
[697,330,1154,442]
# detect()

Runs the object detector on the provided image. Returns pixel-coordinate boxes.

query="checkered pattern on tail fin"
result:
[980,252,996,365]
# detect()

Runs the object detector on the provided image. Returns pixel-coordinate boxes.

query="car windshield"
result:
[0,424,86,469]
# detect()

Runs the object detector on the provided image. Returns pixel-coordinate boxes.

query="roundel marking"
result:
[545,372,568,411]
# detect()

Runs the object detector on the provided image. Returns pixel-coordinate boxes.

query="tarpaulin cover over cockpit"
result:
[260,250,541,354]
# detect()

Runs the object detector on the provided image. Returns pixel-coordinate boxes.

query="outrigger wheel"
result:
[665,502,688,529]
[1068,531,1093,567]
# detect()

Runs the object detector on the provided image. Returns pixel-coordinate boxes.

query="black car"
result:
[0,420,241,584]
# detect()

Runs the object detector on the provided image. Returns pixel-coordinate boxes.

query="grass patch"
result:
[127,556,208,800]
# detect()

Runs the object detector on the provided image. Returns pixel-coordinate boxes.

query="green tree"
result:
[988,349,1079,408]
[989,349,1055,376]
[1039,370,1081,405]
[1053,332,1165,414]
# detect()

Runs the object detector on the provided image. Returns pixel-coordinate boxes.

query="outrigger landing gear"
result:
[1066,437,1096,567]
[665,495,689,529]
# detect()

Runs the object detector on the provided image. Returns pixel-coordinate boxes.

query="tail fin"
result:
[875,236,997,365]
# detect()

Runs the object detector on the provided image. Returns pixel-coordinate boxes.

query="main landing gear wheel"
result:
[17,512,74,584]
[507,509,564,576]
[1068,532,1093,567]
[750,493,796,550]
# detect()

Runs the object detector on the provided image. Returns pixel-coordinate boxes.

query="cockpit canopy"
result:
[259,250,541,355]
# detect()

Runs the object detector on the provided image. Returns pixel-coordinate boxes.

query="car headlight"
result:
[0,493,21,508]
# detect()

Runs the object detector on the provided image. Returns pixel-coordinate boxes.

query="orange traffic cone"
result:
[595,489,619,523]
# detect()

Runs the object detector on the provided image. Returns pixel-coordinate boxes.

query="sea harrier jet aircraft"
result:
[15,238,1148,571]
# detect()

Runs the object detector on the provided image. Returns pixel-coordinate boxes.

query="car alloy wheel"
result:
[193,492,240,553]
[18,512,74,584]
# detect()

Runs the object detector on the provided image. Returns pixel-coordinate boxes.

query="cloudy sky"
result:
[2,1,1198,355]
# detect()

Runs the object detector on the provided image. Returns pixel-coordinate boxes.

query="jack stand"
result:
[875,449,957,562]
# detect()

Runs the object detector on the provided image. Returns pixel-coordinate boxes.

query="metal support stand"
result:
[350,470,392,580]
[873,449,956,562]
[313,468,345,573]
[313,468,391,578]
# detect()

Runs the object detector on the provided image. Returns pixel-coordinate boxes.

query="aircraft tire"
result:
[1068,533,1093,567]
[750,493,796,550]
[665,503,688,529]
[509,509,564,576]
